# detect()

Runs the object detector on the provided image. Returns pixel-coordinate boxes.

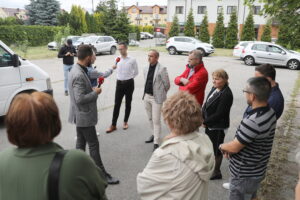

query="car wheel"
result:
[110,46,116,55]
[244,56,255,66]
[197,48,206,56]
[287,59,300,70]
[168,47,177,55]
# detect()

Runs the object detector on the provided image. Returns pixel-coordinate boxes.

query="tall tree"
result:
[69,5,87,35]
[93,12,105,33]
[57,10,70,26]
[100,0,118,36]
[169,15,180,37]
[198,13,210,43]
[184,9,195,37]
[241,10,255,41]
[113,9,131,42]
[26,0,60,25]
[245,0,300,49]
[212,9,225,48]
[225,11,238,48]
[261,21,271,42]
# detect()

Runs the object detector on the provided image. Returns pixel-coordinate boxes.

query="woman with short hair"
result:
[202,69,233,180]
[137,91,215,200]
[0,92,107,200]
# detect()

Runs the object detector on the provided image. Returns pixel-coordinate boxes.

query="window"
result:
[97,37,104,43]
[176,6,183,14]
[184,38,193,43]
[227,6,237,14]
[217,6,223,14]
[253,6,261,15]
[174,37,185,42]
[198,6,206,14]
[268,45,283,54]
[104,37,113,42]
[0,46,13,67]
[252,44,268,51]
[132,8,136,13]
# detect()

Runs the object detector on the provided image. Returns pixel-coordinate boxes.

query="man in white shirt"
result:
[106,42,139,133]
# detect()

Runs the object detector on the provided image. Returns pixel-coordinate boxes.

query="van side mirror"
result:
[12,54,20,67]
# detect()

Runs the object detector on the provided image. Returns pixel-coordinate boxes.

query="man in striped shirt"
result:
[219,77,277,200]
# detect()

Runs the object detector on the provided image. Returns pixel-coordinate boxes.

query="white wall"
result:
[167,0,270,25]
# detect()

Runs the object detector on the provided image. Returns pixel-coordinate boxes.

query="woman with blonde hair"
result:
[202,69,233,180]
[137,91,215,200]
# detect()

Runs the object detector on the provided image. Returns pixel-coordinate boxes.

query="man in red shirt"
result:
[174,50,208,106]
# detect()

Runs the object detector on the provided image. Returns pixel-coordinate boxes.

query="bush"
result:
[0,25,62,46]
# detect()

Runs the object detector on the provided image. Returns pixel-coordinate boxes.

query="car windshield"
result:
[280,46,293,53]
[77,37,87,43]
[71,36,80,43]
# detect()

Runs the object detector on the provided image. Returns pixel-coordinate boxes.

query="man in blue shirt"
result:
[245,64,284,120]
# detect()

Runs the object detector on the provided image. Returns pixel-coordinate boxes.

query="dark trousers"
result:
[205,128,225,156]
[112,79,134,126]
[76,126,107,177]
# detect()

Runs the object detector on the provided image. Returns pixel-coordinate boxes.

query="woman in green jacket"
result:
[0,92,107,200]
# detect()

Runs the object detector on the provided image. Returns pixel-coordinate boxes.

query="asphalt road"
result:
[0,50,298,200]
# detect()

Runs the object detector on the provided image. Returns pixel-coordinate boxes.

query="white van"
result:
[0,40,52,116]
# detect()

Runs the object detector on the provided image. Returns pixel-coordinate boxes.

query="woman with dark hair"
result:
[0,92,107,200]
[202,69,233,180]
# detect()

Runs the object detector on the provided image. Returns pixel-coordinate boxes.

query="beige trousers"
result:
[144,94,162,145]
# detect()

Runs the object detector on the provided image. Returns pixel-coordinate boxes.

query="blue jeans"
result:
[63,64,73,92]
[229,177,263,200]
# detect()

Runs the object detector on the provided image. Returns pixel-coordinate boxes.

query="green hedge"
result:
[0,25,62,46]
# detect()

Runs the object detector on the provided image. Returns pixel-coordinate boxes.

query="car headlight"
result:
[46,78,52,90]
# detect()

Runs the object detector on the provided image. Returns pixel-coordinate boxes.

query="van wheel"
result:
[287,59,300,70]
[244,56,255,66]
[110,46,116,55]
[168,47,177,55]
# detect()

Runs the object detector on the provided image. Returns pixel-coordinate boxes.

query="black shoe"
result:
[105,173,120,185]
[153,144,159,151]
[145,135,154,143]
[210,172,222,180]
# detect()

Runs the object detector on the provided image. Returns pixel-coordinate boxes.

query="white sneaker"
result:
[223,182,230,190]
[96,132,100,136]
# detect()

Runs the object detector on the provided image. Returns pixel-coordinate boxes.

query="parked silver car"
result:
[241,42,300,70]
[79,36,117,55]
[166,36,214,56]
[233,41,254,58]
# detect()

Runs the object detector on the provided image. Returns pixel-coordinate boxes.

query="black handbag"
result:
[48,150,68,200]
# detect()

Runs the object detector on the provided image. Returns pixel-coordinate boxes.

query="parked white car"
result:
[166,36,214,56]
[141,32,153,39]
[47,36,80,50]
[0,40,52,116]
[241,41,300,70]
[80,36,117,55]
[233,41,254,58]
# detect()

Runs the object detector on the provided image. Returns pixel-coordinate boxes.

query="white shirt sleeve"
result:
[132,58,139,78]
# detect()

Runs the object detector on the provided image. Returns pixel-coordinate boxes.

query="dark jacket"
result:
[202,84,233,129]
[58,45,77,65]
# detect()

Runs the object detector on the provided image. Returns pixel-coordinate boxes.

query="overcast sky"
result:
[0,0,168,12]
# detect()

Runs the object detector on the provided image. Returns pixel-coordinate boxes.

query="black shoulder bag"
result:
[48,150,68,200]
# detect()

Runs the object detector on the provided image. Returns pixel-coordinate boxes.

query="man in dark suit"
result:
[68,45,119,184]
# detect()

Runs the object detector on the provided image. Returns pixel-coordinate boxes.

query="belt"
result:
[117,78,133,84]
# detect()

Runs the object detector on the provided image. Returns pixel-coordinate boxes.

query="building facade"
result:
[0,7,28,20]
[126,5,167,27]
[166,0,278,40]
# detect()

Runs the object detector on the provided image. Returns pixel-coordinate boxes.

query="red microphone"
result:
[97,77,104,88]
[115,57,121,65]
